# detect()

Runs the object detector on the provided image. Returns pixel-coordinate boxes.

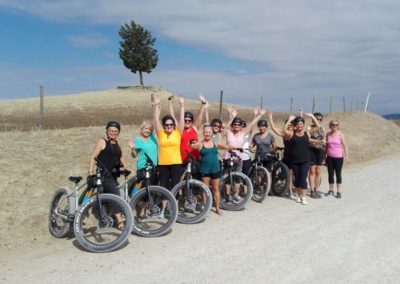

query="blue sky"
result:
[0,0,399,115]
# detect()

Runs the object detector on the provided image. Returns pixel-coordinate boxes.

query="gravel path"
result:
[1,154,400,283]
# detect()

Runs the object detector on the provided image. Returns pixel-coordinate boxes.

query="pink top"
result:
[224,130,244,160]
[326,132,344,158]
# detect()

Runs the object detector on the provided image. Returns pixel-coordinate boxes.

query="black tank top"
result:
[290,132,310,163]
[283,138,291,161]
[97,138,122,172]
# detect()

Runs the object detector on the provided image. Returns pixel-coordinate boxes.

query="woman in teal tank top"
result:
[191,125,242,215]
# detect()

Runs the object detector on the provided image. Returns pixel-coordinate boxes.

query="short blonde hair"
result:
[140,120,154,131]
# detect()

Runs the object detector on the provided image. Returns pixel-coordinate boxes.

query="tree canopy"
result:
[119,21,158,86]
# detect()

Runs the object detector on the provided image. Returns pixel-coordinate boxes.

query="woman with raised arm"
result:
[153,95,184,217]
[190,125,243,215]
[283,112,321,205]
[269,113,295,199]
[325,119,349,199]
[307,112,325,199]
[168,94,207,164]
[88,121,130,229]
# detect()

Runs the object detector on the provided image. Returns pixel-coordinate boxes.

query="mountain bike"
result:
[127,153,178,237]
[171,151,212,224]
[248,150,271,203]
[48,158,133,253]
[268,147,290,196]
[220,150,253,211]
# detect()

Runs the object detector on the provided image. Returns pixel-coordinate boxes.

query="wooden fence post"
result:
[343,97,346,112]
[312,96,315,113]
[290,97,293,113]
[39,85,44,129]
[218,90,223,119]
[260,96,263,109]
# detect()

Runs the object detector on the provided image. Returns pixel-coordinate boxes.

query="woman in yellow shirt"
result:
[153,95,185,192]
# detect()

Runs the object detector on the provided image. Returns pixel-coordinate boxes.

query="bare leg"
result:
[211,178,221,215]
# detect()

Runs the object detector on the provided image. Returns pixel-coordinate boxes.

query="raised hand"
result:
[199,93,207,104]
[127,141,135,150]
[152,95,161,106]
[178,96,185,105]
[253,107,260,116]
[259,109,266,116]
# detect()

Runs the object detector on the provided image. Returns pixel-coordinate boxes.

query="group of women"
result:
[89,95,349,217]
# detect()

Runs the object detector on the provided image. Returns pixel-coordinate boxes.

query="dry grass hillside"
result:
[0,87,276,131]
[1,88,400,251]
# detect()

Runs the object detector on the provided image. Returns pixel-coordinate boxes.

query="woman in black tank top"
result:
[88,121,130,229]
[283,113,321,205]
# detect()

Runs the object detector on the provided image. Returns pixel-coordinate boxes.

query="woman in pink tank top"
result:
[325,120,349,199]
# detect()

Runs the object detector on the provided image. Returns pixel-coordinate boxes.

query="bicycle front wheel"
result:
[171,179,212,224]
[271,162,290,196]
[129,186,178,237]
[49,187,73,238]
[250,167,270,203]
[73,193,133,253]
[220,171,253,211]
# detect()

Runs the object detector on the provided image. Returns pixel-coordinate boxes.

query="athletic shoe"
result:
[226,196,233,203]
[289,194,297,200]
[326,190,334,196]
[196,203,205,211]
[301,197,308,205]
[310,191,317,199]
[184,203,195,213]
[233,195,242,202]
[316,191,322,199]
[296,196,302,203]
[336,192,342,199]
[158,209,165,219]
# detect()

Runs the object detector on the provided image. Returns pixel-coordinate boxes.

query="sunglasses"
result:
[164,123,174,127]
[331,124,339,127]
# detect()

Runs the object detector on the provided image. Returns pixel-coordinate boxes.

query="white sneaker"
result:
[158,209,165,219]
[296,196,301,203]
[301,197,308,205]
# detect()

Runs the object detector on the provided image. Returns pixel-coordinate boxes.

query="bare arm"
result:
[204,101,210,125]
[128,140,138,159]
[153,95,162,133]
[283,114,296,138]
[194,94,207,130]
[177,96,185,132]
[244,108,265,136]
[168,96,178,125]
[268,113,284,137]
[304,112,320,129]
[341,133,350,162]
[88,139,106,174]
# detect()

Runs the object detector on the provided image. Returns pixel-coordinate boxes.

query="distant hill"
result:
[383,113,400,120]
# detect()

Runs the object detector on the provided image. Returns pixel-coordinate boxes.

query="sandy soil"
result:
[1,153,399,283]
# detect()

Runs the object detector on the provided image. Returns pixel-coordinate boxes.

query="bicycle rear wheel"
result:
[73,193,133,253]
[220,171,253,211]
[271,162,290,196]
[171,179,212,224]
[48,187,73,238]
[250,167,270,203]
[129,186,178,237]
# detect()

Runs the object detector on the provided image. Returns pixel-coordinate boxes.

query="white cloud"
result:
[0,0,399,113]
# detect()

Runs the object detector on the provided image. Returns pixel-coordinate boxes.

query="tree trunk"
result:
[139,71,144,86]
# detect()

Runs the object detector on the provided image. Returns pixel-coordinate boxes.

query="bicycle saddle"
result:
[69,176,83,183]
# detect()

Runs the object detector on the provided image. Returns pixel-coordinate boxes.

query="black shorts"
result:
[200,171,221,180]
[310,147,325,166]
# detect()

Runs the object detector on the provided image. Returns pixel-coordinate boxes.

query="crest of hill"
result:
[0,87,263,131]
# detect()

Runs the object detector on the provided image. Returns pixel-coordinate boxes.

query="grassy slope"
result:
[1,88,400,249]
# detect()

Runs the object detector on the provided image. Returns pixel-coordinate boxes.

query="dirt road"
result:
[1,154,400,283]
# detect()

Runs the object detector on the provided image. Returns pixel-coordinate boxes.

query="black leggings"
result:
[158,164,182,190]
[326,156,343,184]
[291,161,310,189]
[102,176,120,196]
